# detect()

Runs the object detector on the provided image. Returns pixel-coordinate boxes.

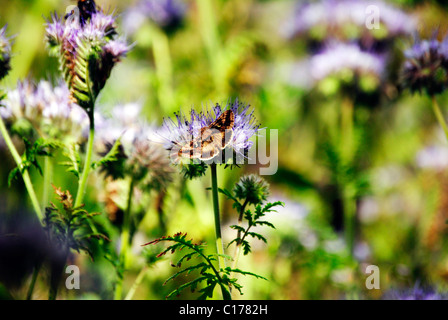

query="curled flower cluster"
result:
[96,103,174,191]
[0,26,11,81]
[0,80,89,142]
[401,36,448,96]
[160,99,260,165]
[45,4,130,112]
[124,0,186,35]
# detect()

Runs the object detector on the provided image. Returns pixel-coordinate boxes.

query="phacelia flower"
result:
[45,4,130,113]
[0,80,89,142]
[124,0,186,35]
[159,99,260,165]
[401,35,448,96]
[0,25,11,81]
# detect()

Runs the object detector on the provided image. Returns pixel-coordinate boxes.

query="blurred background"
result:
[1,0,448,300]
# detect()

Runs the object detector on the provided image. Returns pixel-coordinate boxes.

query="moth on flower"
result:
[160,100,260,165]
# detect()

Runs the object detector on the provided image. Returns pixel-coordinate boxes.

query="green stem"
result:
[151,24,174,116]
[210,164,226,271]
[26,263,41,300]
[124,265,148,300]
[431,96,448,141]
[340,97,356,257]
[197,0,226,95]
[210,164,231,300]
[114,178,135,300]
[74,116,95,208]
[343,185,356,257]
[0,116,43,222]
[42,156,52,212]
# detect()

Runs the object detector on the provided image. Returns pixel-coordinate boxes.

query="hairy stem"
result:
[0,116,43,222]
[114,178,135,300]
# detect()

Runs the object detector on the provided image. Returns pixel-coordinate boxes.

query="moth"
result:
[171,110,235,162]
[65,0,97,25]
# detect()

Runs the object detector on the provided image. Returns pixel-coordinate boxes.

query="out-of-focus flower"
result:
[401,36,448,96]
[0,25,11,81]
[160,99,260,165]
[234,174,270,206]
[0,80,89,142]
[416,145,448,170]
[284,0,415,47]
[310,42,386,82]
[96,102,174,191]
[124,0,186,35]
[45,4,130,112]
[384,285,447,300]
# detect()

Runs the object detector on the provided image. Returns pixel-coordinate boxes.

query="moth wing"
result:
[209,110,234,131]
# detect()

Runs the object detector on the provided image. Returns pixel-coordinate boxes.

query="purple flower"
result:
[384,285,447,300]
[284,0,415,43]
[309,42,387,83]
[0,25,12,80]
[1,80,89,142]
[159,99,260,164]
[401,35,448,95]
[124,0,186,34]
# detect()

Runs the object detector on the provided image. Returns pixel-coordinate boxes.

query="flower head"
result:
[0,25,12,81]
[45,6,130,113]
[160,99,260,165]
[401,35,448,96]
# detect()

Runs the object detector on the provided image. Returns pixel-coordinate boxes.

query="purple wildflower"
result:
[0,25,12,80]
[124,0,186,34]
[284,0,415,43]
[384,285,447,300]
[310,42,386,81]
[1,80,89,142]
[401,35,448,96]
[159,99,260,164]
